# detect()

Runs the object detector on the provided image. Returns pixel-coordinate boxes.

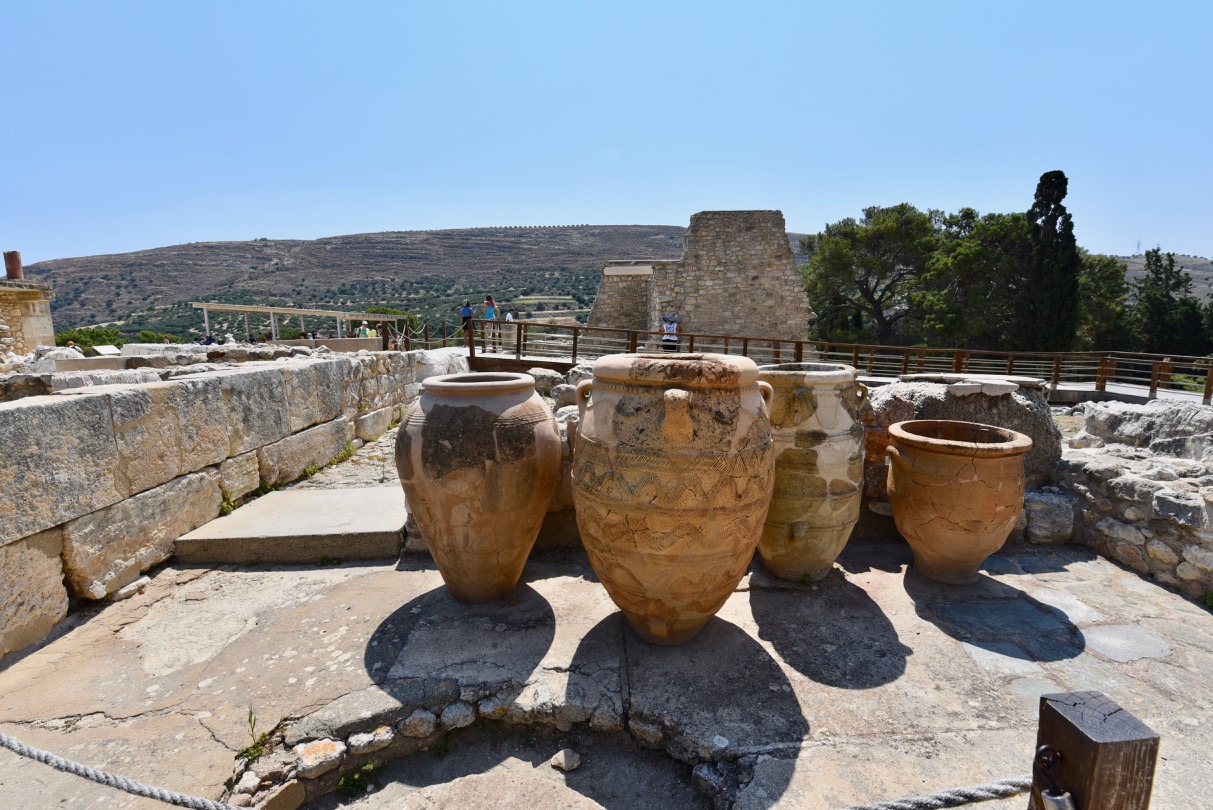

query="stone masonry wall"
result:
[588,211,814,342]
[586,263,652,332]
[1057,400,1213,600]
[0,347,468,658]
[0,282,55,355]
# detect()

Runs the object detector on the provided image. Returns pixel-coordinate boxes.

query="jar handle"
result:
[758,381,774,413]
[855,381,869,405]
[576,379,593,423]
[886,444,908,469]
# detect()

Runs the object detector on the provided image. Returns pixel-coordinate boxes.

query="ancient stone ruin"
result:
[588,210,814,341]
[0,251,55,356]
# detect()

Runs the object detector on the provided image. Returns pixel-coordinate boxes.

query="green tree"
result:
[56,326,125,352]
[801,203,937,343]
[1016,170,1081,350]
[135,330,181,344]
[1073,252,1133,350]
[915,209,1032,349]
[1130,248,1206,355]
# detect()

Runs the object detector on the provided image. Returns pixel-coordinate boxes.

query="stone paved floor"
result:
[1,432,1211,808]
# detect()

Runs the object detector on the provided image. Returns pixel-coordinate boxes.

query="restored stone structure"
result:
[588,211,814,342]
[0,279,55,355]
[1059,400,1213,599]
[0,347,468,657]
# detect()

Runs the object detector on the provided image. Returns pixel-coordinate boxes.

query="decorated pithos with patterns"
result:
[572,353,774,644]
[395,372,561,602]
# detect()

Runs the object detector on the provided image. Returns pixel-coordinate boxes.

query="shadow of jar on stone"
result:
[568,613,810,807]
[750,570,911,690]
[901,561,1086,662]
[364,581,556,689]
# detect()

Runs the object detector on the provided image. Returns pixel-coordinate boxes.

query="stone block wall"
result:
[0,347,468,658]
[0,281,55,354]
[1057,400,1213,600]
[588,211,814,342]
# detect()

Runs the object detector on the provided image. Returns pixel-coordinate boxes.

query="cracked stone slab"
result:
[1081,624,1174,663]
[285,678,459,745]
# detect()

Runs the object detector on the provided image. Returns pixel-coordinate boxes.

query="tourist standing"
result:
[660,313,681,352]
[483,295,501,350]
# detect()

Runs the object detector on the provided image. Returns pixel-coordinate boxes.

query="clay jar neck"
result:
[888,420,1032,458]
[758,362,857,389]
[590,352,760,390]
[420,372,538,408]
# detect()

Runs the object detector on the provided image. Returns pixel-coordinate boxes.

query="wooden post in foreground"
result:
[1029,691,1159,810]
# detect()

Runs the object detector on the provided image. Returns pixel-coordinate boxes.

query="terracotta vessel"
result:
[886,420,1032,585]
[572,353,775,644]
[756,362,866,582]
[395,372,561,602]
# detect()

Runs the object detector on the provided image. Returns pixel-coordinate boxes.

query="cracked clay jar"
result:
[886,420,1032,585]
[395,372,562,602]
[757,362,866,583]
[572,353,775,644]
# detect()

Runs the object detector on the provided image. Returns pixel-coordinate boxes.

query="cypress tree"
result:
[1019,170,1081,351]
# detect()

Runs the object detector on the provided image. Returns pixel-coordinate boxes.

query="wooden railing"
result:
[396,319,1213,405]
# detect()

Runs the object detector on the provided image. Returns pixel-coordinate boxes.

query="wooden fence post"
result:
[952,350,964,373]
[794,341,803,363]
[1030,691,1159,810]
[627,331,638,353]
[1149,363,1160,399]
[1051,356,1062,389]
[1203,365,1213,406]
[515,319,523,358]
[1096,358,1108,392]
[571,327,579,364]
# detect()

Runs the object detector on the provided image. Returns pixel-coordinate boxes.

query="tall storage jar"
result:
[572,353,775,644]
[756,362,866,582]
[886,420,1032,585]
[395,372,562,602]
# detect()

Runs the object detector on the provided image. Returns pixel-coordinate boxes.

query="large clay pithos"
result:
[757,362,866,582]
[572,353,775,644]
[886,420,1032,585]
[395,372,561,602]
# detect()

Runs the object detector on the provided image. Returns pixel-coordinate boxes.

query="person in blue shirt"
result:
[460,300,474,335]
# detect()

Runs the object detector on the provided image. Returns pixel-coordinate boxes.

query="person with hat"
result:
[660,312,681,352]
[357,320,370,338]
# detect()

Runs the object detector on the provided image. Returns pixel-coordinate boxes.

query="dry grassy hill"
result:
[1117,254,1213,301]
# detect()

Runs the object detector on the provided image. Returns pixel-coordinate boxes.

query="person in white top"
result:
[660,313,681,352]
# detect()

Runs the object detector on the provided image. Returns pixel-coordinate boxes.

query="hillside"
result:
[1117,254,1213,300]
[24,226,684,334]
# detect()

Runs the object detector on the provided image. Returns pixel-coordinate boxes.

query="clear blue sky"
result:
[3,1,1209,264]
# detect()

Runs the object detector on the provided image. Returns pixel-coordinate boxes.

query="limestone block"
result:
[0,529,69,657]
[219,452,260,500]
[80,379,229,496]
[398,708,438,738]
[527,367,565,397]
[354,406,395,442]
[284,357,353,433]
[62,469,223,599]
[347,725,395,755]
[1068,430,1105,449]
[1023,491,1076,544]
[257,417,354,485]
[439,702,476,729]
[1107,474,1165,504]
[1182,544,1213,574]
[1154,490,1207,527]
[0,392,124,545]
[293,739,346,779]
[214,367,292,456]
[1095,516,1145,545]
[1145,539,1180,566]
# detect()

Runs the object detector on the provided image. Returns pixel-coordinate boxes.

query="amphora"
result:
[886,420,1032,585]
[572,353,775,644]
[757,362,866,582]
[395,372,561,602]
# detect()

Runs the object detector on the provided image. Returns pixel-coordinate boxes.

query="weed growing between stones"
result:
[425,733,451,758]
[330,441,357,466]
[238,705,271,762]
[249,481,280,499]
[219,492,239,516]
[1203,591,1213,610]
[302,464,322,479]
[336,763,383,799]
[318,556,343,566]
